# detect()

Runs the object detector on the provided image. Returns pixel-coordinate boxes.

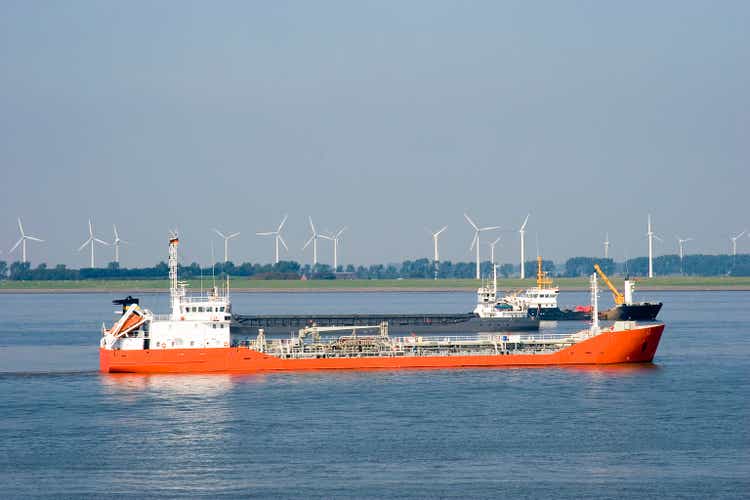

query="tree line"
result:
[2,254,749,281]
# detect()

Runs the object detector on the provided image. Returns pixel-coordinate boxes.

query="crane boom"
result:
[593,264,624,305]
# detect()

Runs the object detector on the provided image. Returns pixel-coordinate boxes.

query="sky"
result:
[1,1,748,268]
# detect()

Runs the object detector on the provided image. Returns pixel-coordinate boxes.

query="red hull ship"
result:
[100,323,664,373]
[99,236,665,374]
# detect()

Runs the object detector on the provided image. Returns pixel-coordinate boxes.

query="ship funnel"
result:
[624,280,634,305]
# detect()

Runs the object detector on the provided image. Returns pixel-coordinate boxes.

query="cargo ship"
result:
[99,236,664,374]
[233,265,539,336]
[504,257,662,321]
[593,264,663,321]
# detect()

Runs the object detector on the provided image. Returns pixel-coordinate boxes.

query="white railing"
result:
[181,296,229,305]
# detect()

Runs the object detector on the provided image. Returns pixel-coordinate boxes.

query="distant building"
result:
[334,271,356,280]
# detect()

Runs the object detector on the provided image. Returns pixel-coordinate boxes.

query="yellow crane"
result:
[593,263,624,305]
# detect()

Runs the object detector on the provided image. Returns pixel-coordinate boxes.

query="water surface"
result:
[0,291,748,498]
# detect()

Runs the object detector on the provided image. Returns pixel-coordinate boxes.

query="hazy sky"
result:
[1,1,748,267]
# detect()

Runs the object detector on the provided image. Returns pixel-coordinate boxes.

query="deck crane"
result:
[593,264,629,305]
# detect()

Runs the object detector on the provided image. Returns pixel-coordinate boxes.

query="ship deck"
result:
[235,332,582,359]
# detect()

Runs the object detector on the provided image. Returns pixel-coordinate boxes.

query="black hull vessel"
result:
[600,302,663,321]
[232,313,539,337]
[528,307,589,321]
[528,303,662,321]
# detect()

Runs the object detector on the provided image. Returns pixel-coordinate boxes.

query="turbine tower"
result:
[519,214,530,279]
[646,214,662,278]
[78,219,109,268]
[256,215,288,264]
[730,230,745,256]
[302,217,321,265]
[430,226,448,280]
[111,225,129,264]
[676,236,692,275]
[9,218,43,263]
[213,228,240,263]
[321,227,347,271]
[676,236,693,260]
[488,236,502,266]
[603,232,610,259]
[464,213,500,280]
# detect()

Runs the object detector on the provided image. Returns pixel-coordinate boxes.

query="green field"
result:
[2,276,750,292]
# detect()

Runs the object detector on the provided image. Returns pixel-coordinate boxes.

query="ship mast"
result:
[493,263,497,298]
[169,233,180,318]
[590,272,600,333]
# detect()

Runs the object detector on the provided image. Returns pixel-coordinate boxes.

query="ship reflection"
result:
[557,362,662,378]
[99,372,271,398]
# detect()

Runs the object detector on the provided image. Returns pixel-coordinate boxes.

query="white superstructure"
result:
[473,265,529,319]
[101,235,232,351]
[502,256,561,312]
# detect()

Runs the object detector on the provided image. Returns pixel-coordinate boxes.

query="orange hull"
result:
[100,324,664,374]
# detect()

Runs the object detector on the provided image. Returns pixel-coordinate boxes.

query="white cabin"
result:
[473,265,529,319]
[101,235,232,351]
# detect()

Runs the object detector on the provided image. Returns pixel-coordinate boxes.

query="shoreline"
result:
[2,285,750,294]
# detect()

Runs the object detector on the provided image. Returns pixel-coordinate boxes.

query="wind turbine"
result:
[111,225,130,264]
[730,230,745,256]
[9,218,43,263]
[464,213,500,280]
[676,236,692,260]
[302,217,321,266]
[78,219,109,268]
[212,228,240,263]
[429,226,448,280]
[518,214,530,279]
[646,214,663,278]
[321,227,347,271]
[256,215,288,264]
[488,236,502,266]
[603,232,610,259]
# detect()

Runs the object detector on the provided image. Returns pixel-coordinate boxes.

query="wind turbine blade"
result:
[303,235,315,249]
[319,234,333,241]
[94,238,110,246]
[26,236,43,242]
[113,224,119,240]
[520,214,530,231]
[88,219,93,237]
[278,235,289,251]
[463,213,478,230]
[228,232,240,239]
[653,234,663,242]
[78,239,91,252]
[336,226,347,238]
[256,231,275,236]
[17,218,24,236]
[436,226,448,236]
[469,233,478,251]
[480,225,501,231]
[492,236,502,245]
[308,216,316,234]
[9,238,23,253]
[277,214,288,232]
[213,228,226,238]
